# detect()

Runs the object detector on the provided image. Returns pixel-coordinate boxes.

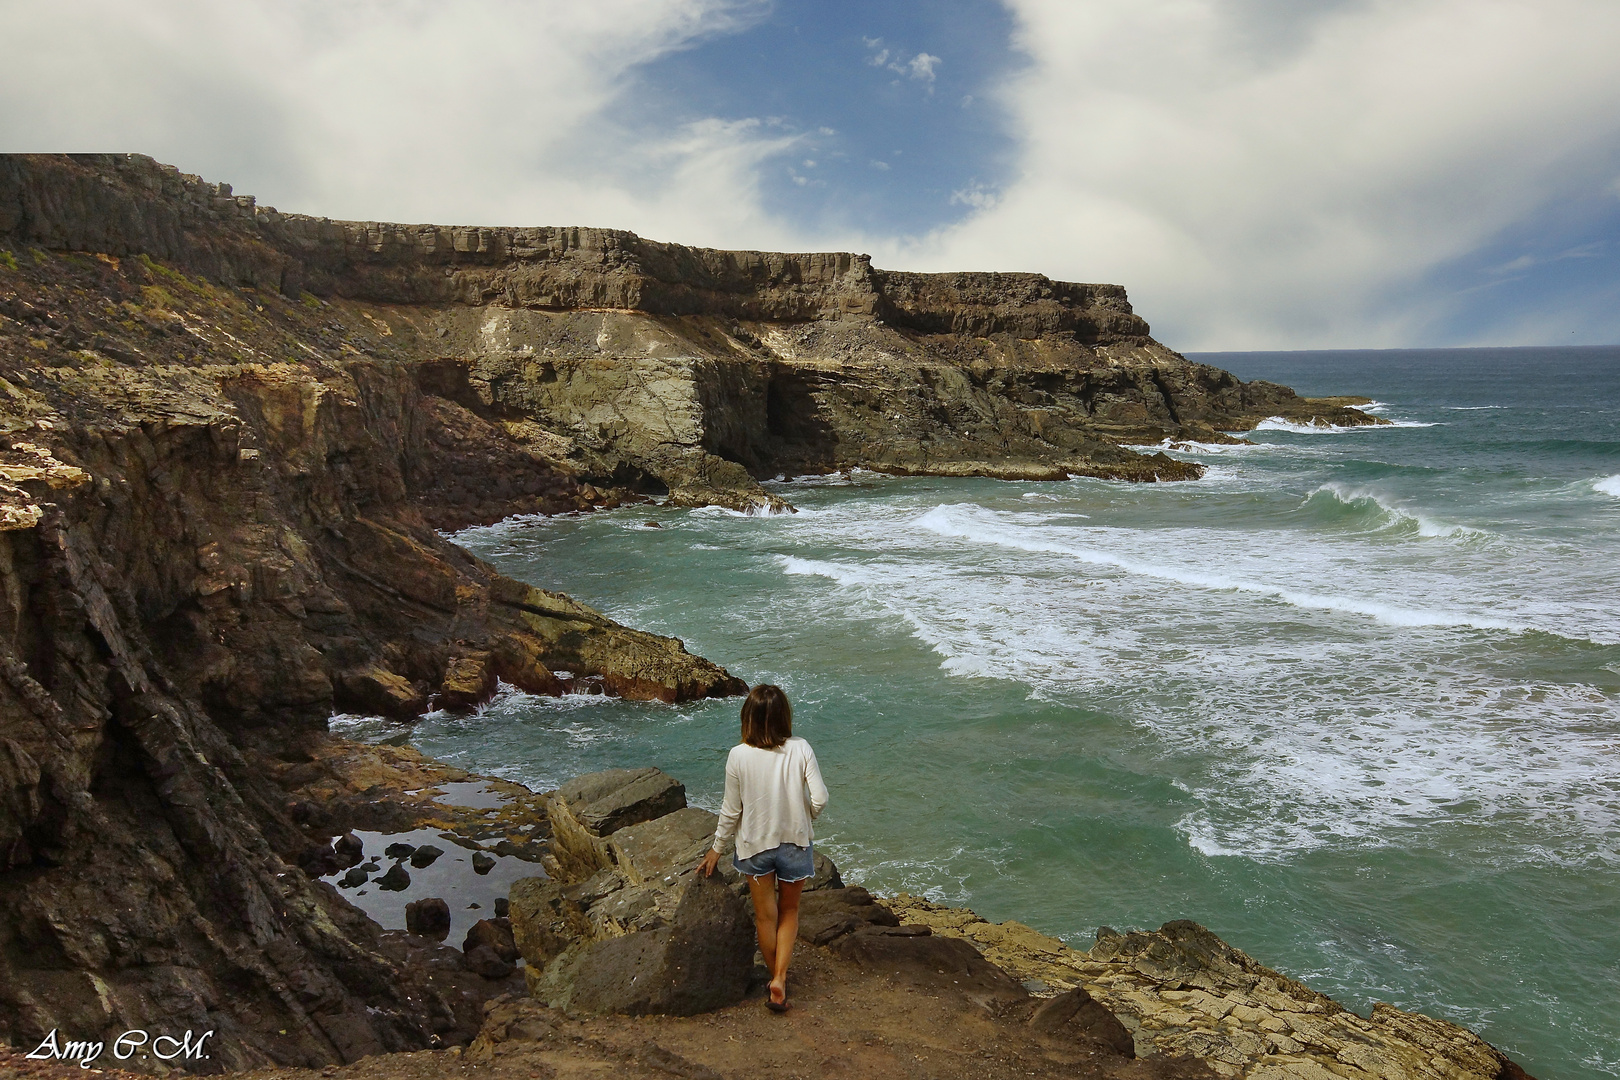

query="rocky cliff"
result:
[0,153,1379,1070]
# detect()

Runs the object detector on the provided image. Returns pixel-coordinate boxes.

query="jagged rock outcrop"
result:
[889,896,1535,1080]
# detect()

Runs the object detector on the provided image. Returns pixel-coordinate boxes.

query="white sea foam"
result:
[1155,437,1278,454]
[776,554,878,587]
[1448,405,1508,411]
[912,505,1518,632]
[1255,416,1438,433]
[761,501,1620,866]
[1594,474,1620,497]
[690,502,796,518]
[1305,483,1489,539]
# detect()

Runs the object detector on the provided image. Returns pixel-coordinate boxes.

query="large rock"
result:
[538,873,754,1017]
[829,924,1029,1013]
[797,886,899,946]
[609,806,721,887]
[555,767,687,835]
[1030,987,1135,1057]
[405,897,451,940]
[438,652,498,711]
[463,917,519,964]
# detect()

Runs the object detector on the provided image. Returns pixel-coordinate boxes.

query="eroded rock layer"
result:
[3,154,1377,513]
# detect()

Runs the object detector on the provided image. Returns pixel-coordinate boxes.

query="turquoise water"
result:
[380,346,1620,1079]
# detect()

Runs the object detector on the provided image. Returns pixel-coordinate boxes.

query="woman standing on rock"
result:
[699,684,829,1013]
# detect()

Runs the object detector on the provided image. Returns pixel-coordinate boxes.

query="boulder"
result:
[472,851,496,874]
[440,652,498,711]
[464,917,519,963]
[376,863,411,891]
[555,767,687,835]
[409,844,444,868]
[807,850,843,891]
[336,664,429,720]
[829,924,1028,1013]
[542,872,754,1017]
[339,866,369,889]
[405,897,452,939]
[464,944,517,980]
[385,841,417,859]
[1030,987,1135,1057]
[796,886,899,946]
[333,832,365,868]
[609,806,721,887]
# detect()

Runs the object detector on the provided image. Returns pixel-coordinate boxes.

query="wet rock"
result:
[539,872,754,1016]
[494,897,510,918]
[1030,987,1135,1057]
[336,665,429,720]
[340,866,370,889]
[472,851,496,874]
[439,652,498,711]
[385,842,417,859]
[333,831,365,868]
[555,767,687,835]
[405,897,452,939]
[464,917,519,963]
[409,843,444,868]
[377,863,412,891]
[492,838,546,861]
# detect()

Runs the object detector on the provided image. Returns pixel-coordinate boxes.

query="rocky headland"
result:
[0,152,1488,1079]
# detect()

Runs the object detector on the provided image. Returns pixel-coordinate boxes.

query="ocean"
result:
[348,346,1620,1080]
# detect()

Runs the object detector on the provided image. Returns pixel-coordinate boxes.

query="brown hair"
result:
[740,684,792,749]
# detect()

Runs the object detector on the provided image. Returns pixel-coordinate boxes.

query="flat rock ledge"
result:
[888,895,1532,1080]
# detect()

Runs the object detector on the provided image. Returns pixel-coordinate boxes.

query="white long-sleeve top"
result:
[711,737,828,860]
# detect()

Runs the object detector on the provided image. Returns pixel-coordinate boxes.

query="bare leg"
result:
[746,873,779,976]
[769,878,805,1007]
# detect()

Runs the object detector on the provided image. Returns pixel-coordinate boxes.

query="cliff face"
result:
[2,154,1375,512]
[0,153,1376,1069]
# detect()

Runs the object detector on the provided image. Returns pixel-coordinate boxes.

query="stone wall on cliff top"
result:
[0,152,1378,1070]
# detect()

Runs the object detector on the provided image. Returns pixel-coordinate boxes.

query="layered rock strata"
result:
[889,895,1532,1080]
[4,154,1378,513]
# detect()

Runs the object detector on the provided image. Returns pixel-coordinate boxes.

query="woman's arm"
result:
[804,744,829,820]
[712,750,743,851]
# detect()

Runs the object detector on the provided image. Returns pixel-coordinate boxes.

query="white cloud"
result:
[918,0,1620,348]
[863,37,941,87]
[0,0,809,250]
[907,53,942,83]
[950,182,998,210]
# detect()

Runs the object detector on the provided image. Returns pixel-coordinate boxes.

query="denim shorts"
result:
[732,841,815,883]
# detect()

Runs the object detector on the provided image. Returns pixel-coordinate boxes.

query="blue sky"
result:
[3,0,1619,350]
[619,0,1021,237]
